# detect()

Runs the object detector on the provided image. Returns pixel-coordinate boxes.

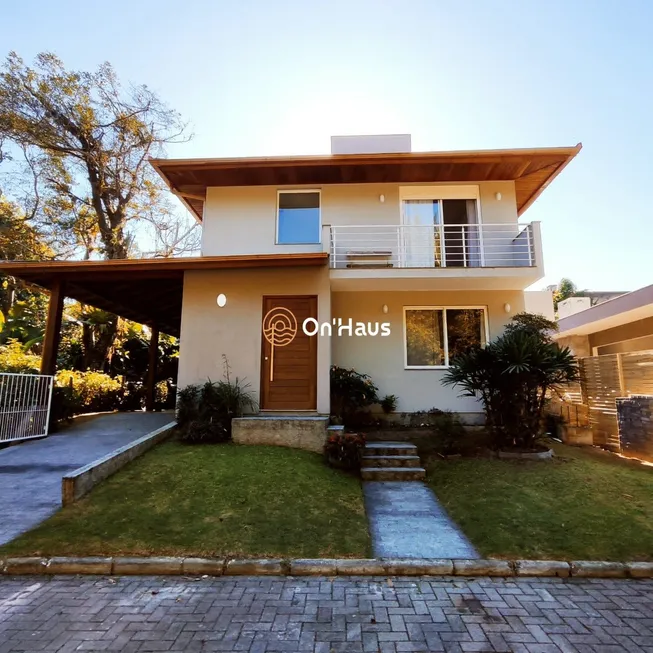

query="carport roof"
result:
[0,253,328,337]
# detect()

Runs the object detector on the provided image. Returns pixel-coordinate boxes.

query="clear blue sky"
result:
[3,0,652,291]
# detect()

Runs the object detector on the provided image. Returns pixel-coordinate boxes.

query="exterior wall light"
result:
[495,192,502,201]
[380,194,385,203]
[504,303,511,313]
[217,293,227,307]
[382,304,389,314]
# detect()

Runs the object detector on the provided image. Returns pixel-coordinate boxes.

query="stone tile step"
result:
[362,455,422,468]
[361,467,426,481]
[365,442,417,457]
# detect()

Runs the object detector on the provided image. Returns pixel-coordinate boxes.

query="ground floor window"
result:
[404,307,487,368]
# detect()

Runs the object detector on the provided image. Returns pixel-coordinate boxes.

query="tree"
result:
[0,52,199,367]
[553,277,577,311]
[0,195,52,343]
[0,51,197,260]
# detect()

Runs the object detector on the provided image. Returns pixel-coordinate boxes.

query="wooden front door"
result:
[261,296,317,410]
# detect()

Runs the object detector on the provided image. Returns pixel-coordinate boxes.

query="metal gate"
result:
[0,373,54,444]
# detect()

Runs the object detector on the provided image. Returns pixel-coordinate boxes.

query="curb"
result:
[0,557,651,578]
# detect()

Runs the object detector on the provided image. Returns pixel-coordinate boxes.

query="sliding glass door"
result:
[401,200,441,267]
[401,196,480,268]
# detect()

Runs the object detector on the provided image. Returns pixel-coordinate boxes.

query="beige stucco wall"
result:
[588,316,653,350]
[201,181,518,256]
[331,289,525,413]
[557,335,591,359]
[177,266,332,414]
[524,290,555,320]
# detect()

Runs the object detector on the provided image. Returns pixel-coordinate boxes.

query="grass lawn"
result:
[0,442,370,559]
[426,442,653,561]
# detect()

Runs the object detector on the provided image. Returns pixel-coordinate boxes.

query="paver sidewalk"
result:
[0,412,173,546]
[364,481,479,559]
[1,575,652,652]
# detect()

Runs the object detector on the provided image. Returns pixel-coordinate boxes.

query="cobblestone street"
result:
[0,575,652,652]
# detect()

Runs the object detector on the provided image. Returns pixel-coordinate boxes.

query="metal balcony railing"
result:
[329,223,536,269]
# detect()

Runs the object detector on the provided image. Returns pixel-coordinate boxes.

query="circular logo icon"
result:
[262,307,298,347]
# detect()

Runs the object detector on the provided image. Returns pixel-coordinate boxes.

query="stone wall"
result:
[616,395,653,462]
[232,417,329,453]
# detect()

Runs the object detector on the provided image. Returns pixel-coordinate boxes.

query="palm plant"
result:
[443,314,579,450]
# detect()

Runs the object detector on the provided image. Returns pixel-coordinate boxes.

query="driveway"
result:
[0,412,174,546]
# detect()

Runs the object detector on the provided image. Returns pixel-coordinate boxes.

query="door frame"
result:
[259,294,318,411]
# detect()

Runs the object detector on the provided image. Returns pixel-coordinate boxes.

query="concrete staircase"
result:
[361,442,426,481]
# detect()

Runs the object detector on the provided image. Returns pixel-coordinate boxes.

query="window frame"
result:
[403,305,490,369]
[275,189,322,245]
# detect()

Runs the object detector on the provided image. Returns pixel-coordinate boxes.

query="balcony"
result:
[326,222,542,290]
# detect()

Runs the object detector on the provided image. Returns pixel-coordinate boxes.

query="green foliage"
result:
[503,311,558,341]
[55,369,123,413]
[430,410,467,455]
[177,358,257,444]
[0,297,48,347]
[324,432,366,471]
[442,312,579,450]
[553,277,577,311]
[0,52,198,261]
[380,394,398,414]
[48,386,77,430]
[330,366,379,425]
[0,338,40,373]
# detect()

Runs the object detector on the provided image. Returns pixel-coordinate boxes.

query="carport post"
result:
[145,324,159,411]
[41,279,65,376]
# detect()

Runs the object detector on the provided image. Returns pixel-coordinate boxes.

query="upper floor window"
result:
[277,191,321,244]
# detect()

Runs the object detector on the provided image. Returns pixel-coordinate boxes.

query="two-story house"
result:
[152,135,579,420]
[0,135,580,437]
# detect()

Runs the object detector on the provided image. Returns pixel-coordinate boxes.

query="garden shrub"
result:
[0,339,40,374]
[55,369,123,413]
[176,360,257,444]
[380,394,398,414]
[443,312,578,450]
[330,366,379,426]
[324,431,366,471]
[117,382,146,412]
[430,409,466,455]
[48,386,77,430]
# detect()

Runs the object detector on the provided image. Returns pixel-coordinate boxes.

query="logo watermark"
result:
[302,318,391,338]
[262,307,391,346]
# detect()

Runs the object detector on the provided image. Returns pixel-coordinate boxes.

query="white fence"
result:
[329,223,535,269]
[0,373,54,444]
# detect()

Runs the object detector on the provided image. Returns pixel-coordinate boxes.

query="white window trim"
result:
[276,189,322,245]
[403,306,490,370]
[399,185,480,201]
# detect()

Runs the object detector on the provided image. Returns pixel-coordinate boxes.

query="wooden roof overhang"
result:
[0,253,328,337]
[151,144,582,221]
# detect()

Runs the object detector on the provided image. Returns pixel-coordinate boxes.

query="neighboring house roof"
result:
[0,253,328,336]
[556,284,653,337]
[150,144,582,221]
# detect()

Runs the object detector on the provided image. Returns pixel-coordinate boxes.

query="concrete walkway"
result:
[0,412,173,546]
[364,481,479,559]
